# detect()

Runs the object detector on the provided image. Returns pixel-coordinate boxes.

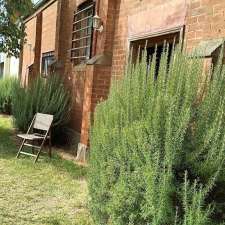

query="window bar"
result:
[71,56,89,59]
[73,15,93,24]
[72,25,92,33]
[74,4,94,16]
[72,35,91,42]
[71,45,90,51]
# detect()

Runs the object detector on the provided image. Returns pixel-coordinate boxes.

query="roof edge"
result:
[24,0,57,23]
[34,0,49,9]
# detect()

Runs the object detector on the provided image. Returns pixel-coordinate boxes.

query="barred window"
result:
[130,32,180,78]
[71,1,94,65]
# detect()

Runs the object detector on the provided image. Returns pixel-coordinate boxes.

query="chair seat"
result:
[17,133,45,140]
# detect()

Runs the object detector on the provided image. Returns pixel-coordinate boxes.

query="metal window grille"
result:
[71,1,94,65]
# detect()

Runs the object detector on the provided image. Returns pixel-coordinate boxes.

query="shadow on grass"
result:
[44,154,88,180]
[0,126,17,158]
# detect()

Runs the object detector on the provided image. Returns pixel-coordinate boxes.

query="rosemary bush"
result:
[0,77,17,114]
[89,46,225,225]
[12,74,71,141]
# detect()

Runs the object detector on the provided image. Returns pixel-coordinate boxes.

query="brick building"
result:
[20,0,225,158]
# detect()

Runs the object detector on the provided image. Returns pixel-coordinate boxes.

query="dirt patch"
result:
[56,148,88,167]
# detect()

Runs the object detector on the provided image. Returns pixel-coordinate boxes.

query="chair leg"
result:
[16,139,25,158]
[48,137,52,158]
[32,140,35,154]
[34,147,42,163]
[34,140,46,163]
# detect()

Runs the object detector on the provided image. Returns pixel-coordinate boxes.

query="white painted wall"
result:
[0,53,19,78]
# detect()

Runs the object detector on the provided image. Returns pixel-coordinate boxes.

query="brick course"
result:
[41,1,58,54]
[186,0,225,52]
[21,17,37,85]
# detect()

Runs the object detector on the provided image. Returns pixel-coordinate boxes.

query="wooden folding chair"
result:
[16,113,54,163]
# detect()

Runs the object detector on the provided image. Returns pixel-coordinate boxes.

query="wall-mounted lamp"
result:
[93,14,103,33]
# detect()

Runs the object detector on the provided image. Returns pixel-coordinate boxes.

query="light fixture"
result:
[93,14,103,33]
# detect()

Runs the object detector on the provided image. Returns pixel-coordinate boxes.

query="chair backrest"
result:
[33,113,54,131]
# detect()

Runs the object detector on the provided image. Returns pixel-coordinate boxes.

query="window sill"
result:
[87,53,112,66]
[72,63,87,72]
[72,53,113,71]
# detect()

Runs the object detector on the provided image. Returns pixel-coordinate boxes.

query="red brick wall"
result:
[41,1,58,54]
[21,1,58,84]
[111,0,188,80]
[111,0,128,80]
[55,0,76,73]
[109,0,225,74]
[78,0,116,144]
[21,0,116,139]
[94,0,117,55]
[80,65,94,145]
[186,0,225,52]
[80,65,111,145]
[20,0,225,150]
[70,67,86,132]
[21,17,37,85]
[33,13,42,81]
[55,0,86,133]
[79,0,225,146]
[91,65,111,110]
[111,0,225,79]
[56,0,116,138]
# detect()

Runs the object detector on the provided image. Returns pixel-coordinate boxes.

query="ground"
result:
[0,116,93,225]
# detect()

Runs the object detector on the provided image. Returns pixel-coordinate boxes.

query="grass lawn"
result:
[0,116,92,225]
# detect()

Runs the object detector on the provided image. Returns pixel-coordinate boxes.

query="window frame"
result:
[41,51,55,77]
[71,1,95,65]
[129,31,182,79]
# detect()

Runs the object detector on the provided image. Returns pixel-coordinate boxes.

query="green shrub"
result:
[89,46,225,225]
[0,77,17,114]
[12,74,71,141]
